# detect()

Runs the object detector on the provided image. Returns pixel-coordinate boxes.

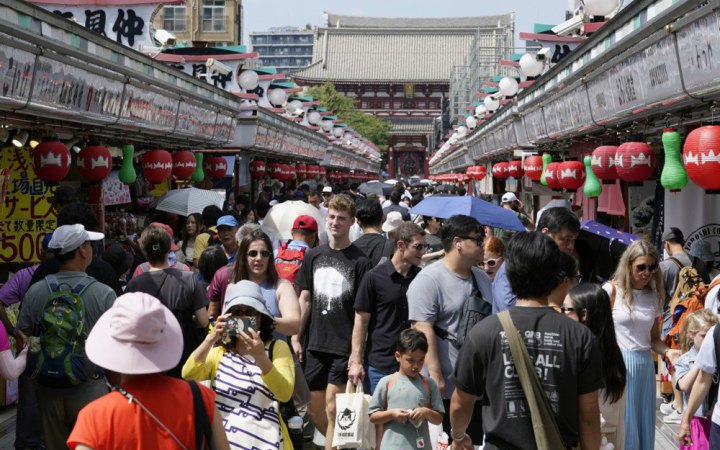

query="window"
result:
[163,6,186,32]
[202,0,226,32]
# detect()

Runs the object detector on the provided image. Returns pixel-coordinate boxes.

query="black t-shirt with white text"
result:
[452,307,602,450]
[297,243,372,356]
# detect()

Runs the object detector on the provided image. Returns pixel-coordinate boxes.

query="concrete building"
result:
[250,27,314,74]
[154,0,243,46]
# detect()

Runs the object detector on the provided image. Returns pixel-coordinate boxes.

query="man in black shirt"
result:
[353,198,390,267]
[450,232,602,450]
[349,222,426,392]
[294,194,373,450]
[382,190,411,222]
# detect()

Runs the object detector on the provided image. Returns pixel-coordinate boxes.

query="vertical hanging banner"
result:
[0,146,56,263]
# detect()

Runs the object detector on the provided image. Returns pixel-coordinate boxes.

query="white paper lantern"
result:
[289,99,303,112]
[475,104,488,116]
[321,120,334,132]
[238,70,259,91]
[457,126,468,137]
[333,127,344,138]
[484,96,500,112]
[466,116,478,129]
[584,0,619,17]
[307,110,321,125]
[519,53,544,77]
[268,88,287,106]
[498,77,519,97]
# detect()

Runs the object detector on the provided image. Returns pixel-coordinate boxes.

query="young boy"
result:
[369,329,445,449]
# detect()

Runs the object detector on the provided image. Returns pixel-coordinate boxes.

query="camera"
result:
[225,316,257,338]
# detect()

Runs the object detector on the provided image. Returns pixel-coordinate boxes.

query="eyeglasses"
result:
[560,306,576,313]
[322,193,332,197]
[458,235,485,246]
[483,257,502,267]
[633,263,658,273]
[409,243,430,252]
[248,250,272,258]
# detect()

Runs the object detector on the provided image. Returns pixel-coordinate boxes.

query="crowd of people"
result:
[0,179,719,450]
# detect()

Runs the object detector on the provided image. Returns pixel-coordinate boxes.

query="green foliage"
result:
[305,83,392,150]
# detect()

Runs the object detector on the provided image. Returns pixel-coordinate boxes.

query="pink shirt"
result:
[207,265,231,309]
[0,322,11,352]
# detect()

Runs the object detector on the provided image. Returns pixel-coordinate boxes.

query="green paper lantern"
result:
[583,155,602,197]
[660,128,688,192]
[540,153,552,186]
[118,144,136,184]
[192,153,205,182]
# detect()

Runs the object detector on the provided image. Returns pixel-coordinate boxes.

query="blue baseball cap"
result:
[216,215,239,228]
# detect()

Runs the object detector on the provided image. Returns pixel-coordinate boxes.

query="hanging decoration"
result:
[77,145,111,182]
[318,167,327,179]
[544,162,563,190]
[141,149,172,184]
[683,125,720,193]
[268,162,282,180]
[591,145,618,184]
[206,156,228,180]
[540,153,552,185]
[295,163,307,180]
[492,162,509,179]
[523,155,544,181]
[119,144,137,184]
[306,165,319,180]
[615,142,655,185]
[33,140,71,182]
[171,151,196,180]
[661,128,687,192]
[583,155,602,197]
[191,153,204,182]
[250,160,266,179]
[507,160,524,179]
[466,165,487,181]
[557,160,586,191]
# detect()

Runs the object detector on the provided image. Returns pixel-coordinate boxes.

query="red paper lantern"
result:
[141,149,172,183]
[457,173,469,183]
[319,167,326,179]
[615,142,655,185]
[492,162,510,179]
[544,162,563,190]
[295,163,307,180]
[507,160,524,179]
[591,145,619,184]
[250,160,266,179]
[172,151,196,180]
[206,156,228,180]
[33,140,71,182]
[684,125,720,193]
[283,164,295,181]
[77,145,111,182]
[268,162,282,180]
[557,160,586,191]
[523,155,543,181]
[306,165,319,179]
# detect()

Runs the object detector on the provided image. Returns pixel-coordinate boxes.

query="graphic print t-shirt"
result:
[297,244,372,356]
[452,307,602,450]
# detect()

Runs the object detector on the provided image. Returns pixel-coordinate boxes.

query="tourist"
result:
[101,242,135,290]
[183,280,295,450]
[481,236,504,281]
[125,227,209,377]
[353,198,390,267]
[197,245,228,289]
[603,239,681,450]
[67,293,230,450]
[450,232,602,450]
[548,252,581,311]
[192,205,223,267]
[563,283,627,449]
[383,190,411,222]
[421,216,444,265]
[131,222,190,277]
[496,192,535,245]
[176,212,205,268]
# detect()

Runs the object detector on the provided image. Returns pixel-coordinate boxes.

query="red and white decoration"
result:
[615,142,655,185]
[295,163,307,180]
[206,156,228,180]
[466,165,487,181]
[171,151,196,180]
[683,125,720,193]
[250,160,266,179]
[77,145,111,182]
[306,165,320,180]
[319,167,327,180]
[507,160,524,179]
[492,162,510,179]
[141,149,172,183]
[523,155,544,181]
[33,141,71,182]
[557,160,586,191]
[591,146,619,183]
[544,162,563,190]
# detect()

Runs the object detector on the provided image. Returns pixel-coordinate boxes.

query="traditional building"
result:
[292,12,514,177]
[250,27,314,75]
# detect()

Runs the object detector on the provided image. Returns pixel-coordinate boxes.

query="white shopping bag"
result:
[333,382,375,449]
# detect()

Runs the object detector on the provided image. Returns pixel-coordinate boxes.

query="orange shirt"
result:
[67,374,215,450]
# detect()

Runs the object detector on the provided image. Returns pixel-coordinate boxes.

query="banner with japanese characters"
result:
[0,146,56,263]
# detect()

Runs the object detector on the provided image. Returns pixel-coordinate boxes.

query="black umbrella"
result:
[358,181,393,196]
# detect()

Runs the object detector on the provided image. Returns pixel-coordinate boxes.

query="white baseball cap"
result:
[48,224,104,254]
[501,192,518,204]
[322,186,333,194]
[382,211,404,233]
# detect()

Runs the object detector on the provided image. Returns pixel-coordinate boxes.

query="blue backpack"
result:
[27,275,94,388]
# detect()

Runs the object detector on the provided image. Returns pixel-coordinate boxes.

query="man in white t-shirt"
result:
[678,325,720,446]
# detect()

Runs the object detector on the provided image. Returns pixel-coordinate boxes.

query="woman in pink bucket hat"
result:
[67,293,229,450]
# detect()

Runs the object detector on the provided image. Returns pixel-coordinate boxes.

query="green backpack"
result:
[27,275,94,388]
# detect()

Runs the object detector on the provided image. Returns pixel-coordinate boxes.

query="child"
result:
[369,329,445,450]
[676,309,718,450]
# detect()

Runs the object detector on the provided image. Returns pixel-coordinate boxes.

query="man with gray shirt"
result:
[408,215,493,444]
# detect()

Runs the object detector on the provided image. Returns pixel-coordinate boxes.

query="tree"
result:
[305,83,392,150]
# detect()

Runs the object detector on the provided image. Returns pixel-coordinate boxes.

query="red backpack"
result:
[274,242,306,284]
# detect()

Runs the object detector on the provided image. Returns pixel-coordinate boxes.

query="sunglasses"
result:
[248,250,272,258]
[458,235,485,246]
[560,306,576,313]
[634,263,658,273]
[483,257,502,268]
[409,243,430,252]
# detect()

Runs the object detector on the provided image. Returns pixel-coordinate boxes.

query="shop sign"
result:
[175,101,218,138]
[169,59,243,94]
[514,118,529,148]
[543,85,593,137]
[31,55,124,123]
[118,83,178,132]
[0,43,35,108]
[43,4,156,51]
[587,34,681,124]
[684,224,720,272]
[676,11,720,97]
[523,105,547,143]
[214,113,237,142]
[498,121,517,150]
[0,146,55,263]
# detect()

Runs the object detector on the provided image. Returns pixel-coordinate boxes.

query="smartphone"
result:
[225,316,257,337]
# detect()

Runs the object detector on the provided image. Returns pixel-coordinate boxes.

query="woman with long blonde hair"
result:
[603,240,681,450]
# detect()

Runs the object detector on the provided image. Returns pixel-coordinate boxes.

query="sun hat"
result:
[48,224,104,254]
[292,215,318,232]
[382,211,404,233]
[689,240,715,263]
[501,192,518,204]
[85,293,182,374]
[222,280,273,318]
[147,222,178,252]
[216,215,239,228]
[662,227,684,243]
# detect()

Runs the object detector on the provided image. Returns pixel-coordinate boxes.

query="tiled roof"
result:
[325,14,513,30]
[390,118,435,134]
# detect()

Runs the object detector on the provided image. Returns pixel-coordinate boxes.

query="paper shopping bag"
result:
[333,382,374,449]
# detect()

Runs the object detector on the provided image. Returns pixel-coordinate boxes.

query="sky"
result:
[242,0,572,48]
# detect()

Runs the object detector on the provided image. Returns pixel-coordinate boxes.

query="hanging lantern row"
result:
[465,165,487,181]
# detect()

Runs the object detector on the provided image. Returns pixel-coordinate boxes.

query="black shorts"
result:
[303,350,349,391]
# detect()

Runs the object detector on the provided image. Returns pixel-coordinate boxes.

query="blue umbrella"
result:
[410,196,525,231]
[580,220,640,247]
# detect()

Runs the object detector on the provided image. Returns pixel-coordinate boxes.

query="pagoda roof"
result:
[292,12,513,84]
[389,118,435,135]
